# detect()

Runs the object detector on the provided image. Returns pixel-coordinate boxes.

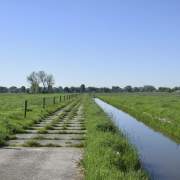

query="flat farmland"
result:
[99,93,180,143]
[0,93,70,145]
[0,94,148,180]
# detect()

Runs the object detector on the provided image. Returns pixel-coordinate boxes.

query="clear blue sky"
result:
[0,0,180,88]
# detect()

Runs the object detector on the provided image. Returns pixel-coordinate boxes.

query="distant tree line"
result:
[1,83,180,94]
[0,70,179,94]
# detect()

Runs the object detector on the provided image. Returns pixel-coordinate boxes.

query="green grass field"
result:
[0,93,148,179]
[99,93,180,143]
[0,93,71,145]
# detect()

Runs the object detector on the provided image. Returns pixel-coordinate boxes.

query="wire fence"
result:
[24,94,79,118]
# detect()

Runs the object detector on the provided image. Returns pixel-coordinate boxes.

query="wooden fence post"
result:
[53,97,56,104]
[43,97,46,109]
[24,100,28,118]
[59,96,61,103]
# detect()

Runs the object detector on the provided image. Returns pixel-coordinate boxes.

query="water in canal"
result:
[95,98,180,180]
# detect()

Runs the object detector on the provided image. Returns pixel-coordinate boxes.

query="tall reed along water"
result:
[95,98,180,180]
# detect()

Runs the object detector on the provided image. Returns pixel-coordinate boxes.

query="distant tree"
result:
[27,72,40,93]
[80,84,86,93]
[38,71,47,93]
[0,86,8,93]
[46,74,55,93]
[26,88,30,93]
[52,87,58,93]
[9,86,18,93]
[158,87,172,92]
[87,87,98,93]
[75,87,80,93]
[132,87,141,92]
[64,87,70,93]
[20,86,26,93]
[172,87,180,92]
[27,71,56,93]
[57,86,63,93]
[124,86,133,92]
[143,85,156,92]
[38,87,44,93]
[69,87,77,93]
[139,87,144,92]
[112,86,122,92]
[102,87,111,93]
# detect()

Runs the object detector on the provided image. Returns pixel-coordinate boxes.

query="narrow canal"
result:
[95,98,180,180]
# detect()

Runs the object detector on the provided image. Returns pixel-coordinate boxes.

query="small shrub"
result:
[96,121,117,133]
[111,149,141,172]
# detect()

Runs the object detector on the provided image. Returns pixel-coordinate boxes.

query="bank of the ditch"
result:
[83,96,148,180]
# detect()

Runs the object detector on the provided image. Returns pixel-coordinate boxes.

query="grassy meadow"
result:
[99,93,180,143]
[0,93,72,145]
[0,93,148,179]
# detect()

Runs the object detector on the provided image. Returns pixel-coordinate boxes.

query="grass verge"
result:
[83,96,148,180]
